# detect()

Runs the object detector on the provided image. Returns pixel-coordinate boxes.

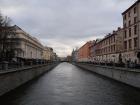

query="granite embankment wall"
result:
[75,63,140,89]
[0,63,58,96]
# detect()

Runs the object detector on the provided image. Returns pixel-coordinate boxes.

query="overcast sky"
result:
[0,0,136,57]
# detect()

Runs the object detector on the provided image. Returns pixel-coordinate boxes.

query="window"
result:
[124,14,126,20]
[124,23,126,28]
[129,20,131,26]
[113,45,115,52]
[124,41,127,50]
[134,17,137,23]
[111,46,113,52]
[129,28,131,37]
[109,38,110,44]
[134,25,137,35]
[134,38,138,48]
[128,39,132,49]
[124,30,127,38]
[109,46,110,52]
[114,36,115,42]
[128,12,131,17]
[134,7,136,14]
[23,52,24,57]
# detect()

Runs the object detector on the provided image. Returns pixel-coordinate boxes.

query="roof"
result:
[78,41,94,50]
[122,0,140,15]
[12,25,44,48]
[95,33,116,45]
[94,27,122,45]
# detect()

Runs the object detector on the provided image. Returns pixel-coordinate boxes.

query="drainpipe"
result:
[137,2,140,63]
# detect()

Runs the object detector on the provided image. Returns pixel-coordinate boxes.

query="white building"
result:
[10,25,44,61]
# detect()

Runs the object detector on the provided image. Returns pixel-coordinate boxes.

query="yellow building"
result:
[43,47,53,61]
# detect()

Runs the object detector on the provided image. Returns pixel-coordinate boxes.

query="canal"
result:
[0,62,140,105]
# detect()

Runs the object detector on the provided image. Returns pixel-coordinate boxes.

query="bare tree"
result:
[0,12,15,61]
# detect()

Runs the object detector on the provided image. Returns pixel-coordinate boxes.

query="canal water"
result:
[0,62,140,105]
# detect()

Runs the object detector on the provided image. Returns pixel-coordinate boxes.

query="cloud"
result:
[0,0,136,57]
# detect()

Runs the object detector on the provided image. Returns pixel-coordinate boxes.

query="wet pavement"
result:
[0,62,140,105]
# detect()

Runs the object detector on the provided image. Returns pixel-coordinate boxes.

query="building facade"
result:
[78,41,93,62]
[71,0,140,65]
[43,47,58,61]
[122,0,140,64]
[89,40,96,62]
[2,25,44,62]
[52,52,58,61]
[43,47,53,61]
[92,28,123,63]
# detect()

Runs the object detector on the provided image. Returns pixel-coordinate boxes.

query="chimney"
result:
[118,27,121,30]
[113,30,116,34]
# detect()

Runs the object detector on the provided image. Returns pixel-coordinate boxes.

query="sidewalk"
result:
[0,64,50,74]
[78,63,140,73]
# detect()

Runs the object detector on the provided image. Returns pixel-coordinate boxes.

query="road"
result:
[0,62,140,105]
